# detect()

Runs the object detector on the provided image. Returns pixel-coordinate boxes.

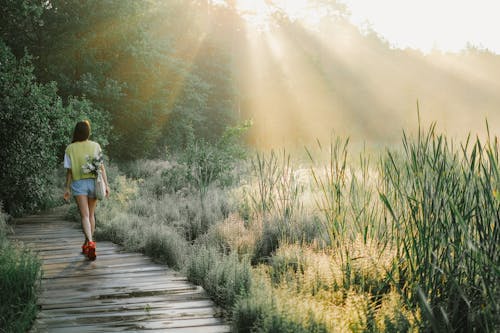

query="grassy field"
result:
[68,124,499,332]
[0,204,42,333]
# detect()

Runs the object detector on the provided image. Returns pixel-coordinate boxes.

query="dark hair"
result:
[72,120,91,143]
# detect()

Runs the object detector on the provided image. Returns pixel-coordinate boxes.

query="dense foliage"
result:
[0,40,62,214]
[0,40,108,214]
[0,0,242,160]
[380,125,500,331]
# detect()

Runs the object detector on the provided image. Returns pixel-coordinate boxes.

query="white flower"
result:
[82,153,104,176]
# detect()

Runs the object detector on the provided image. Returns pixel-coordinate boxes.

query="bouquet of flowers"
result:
[82,152,104,176]
[82,152,106,199]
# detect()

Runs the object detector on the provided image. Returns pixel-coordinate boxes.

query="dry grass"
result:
[86,125,499,332]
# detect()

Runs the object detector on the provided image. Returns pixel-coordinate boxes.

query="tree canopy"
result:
[1,0,243,159]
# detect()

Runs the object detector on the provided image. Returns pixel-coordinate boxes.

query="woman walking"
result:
[63,120,109,260]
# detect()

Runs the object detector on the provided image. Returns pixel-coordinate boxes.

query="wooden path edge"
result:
[9,207,230,333]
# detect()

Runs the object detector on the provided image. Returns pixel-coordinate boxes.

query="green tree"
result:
[0,40,64,213]
[0,0,45,59]
[0,0,245,159]
[0,40,108,214]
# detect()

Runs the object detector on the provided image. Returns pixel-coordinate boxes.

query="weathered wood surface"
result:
[10,208,230,333]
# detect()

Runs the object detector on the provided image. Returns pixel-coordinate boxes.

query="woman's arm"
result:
[64,169,72,201]
[101,164,111,197]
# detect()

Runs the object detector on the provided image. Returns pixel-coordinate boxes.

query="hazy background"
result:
[230,0,500,147]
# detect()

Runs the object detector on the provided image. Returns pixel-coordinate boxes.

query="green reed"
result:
[306,137,350,247]
[249,150,303,222]
[380,123,499,331]
[250,151,280,217]
[306,137,386,246]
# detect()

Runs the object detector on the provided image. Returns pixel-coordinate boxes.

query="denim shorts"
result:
[71,179,96,197]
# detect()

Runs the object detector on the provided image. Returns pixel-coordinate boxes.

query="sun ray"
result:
[223,0,500,147]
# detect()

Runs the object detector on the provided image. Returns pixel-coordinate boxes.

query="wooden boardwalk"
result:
[10,208,230,333]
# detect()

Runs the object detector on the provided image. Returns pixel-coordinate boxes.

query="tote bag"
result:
[95,173,106,200]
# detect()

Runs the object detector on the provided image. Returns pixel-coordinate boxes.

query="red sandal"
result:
[87,241,96,261]
[82,241,89,255]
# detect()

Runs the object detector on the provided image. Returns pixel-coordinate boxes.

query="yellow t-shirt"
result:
[64,140,102,181]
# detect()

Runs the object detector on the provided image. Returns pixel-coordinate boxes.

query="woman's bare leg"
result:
[88,197,98,238]
[75,195,93,242]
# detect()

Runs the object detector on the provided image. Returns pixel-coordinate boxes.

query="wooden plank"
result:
[39,285,201,304]
[40,324,231,333]
[40,279,198,296]
[39,306,217,322]
[41,275,188,291]
[42,265,169,279]
[41,291,212,310]
[40,265,164,279]
[11,210,229,332]
[39,252,147,264]
[37,315,224,329]
[42,299,216,314]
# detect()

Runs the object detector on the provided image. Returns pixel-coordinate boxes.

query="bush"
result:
[181,122,250,199]
[187,246,252,309]
[143,223,188,270]
[232,284,274,333]
[232,273,329,333]
[0,204,41,332]
[0,40,109,215]
[0,40,64,214]
[252,217,281,264]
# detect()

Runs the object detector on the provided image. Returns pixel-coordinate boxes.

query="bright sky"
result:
[225,0,500,54]
[339,0,500,53]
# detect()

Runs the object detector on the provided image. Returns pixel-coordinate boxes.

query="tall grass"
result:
[0,203,42,333]
[246,150,311,262]
[380,124,500,331]
[306,137,350,247]
[89,123,498,332]
[249,151,281,217]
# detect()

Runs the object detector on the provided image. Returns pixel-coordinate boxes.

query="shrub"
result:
[0,40,64,214]
[143,223,188,270]
[0,40,109,215]
[181,122,250,200]
[201,214,257,257]
[232,287,276,333]
[204,253,252,308]
[160,162,190,194]
[0,203,42,332]
[187,246,252,309]
[252,217,281,264]
[232,273,329,333]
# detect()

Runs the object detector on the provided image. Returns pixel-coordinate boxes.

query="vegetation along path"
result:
[10,207,229,333]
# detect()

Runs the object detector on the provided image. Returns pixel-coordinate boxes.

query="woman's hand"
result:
[63,189,71,202]
[105,185,111,198]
